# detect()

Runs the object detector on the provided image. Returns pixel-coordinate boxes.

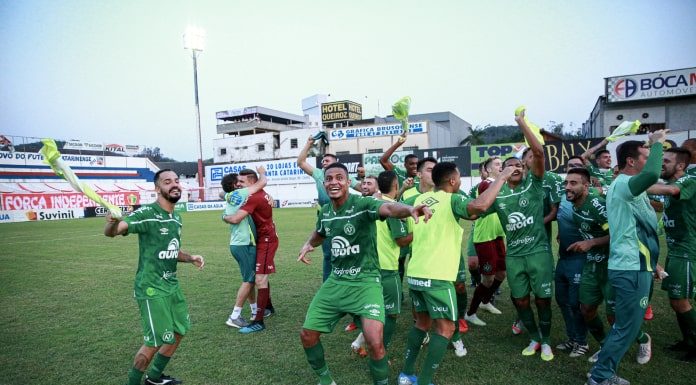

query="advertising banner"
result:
[361,150,413,177]
[0,208,85,222]
[606,67,696,102]
[416,146,471,176]
[83,205,140,218]
[543,138,603,173]
[207,158,314,186]
[0,191,140,210]
[329,121,427,141]
[186,201,226,212]
[278,199,315,208]
[0,151,105,167]
[321,101,362,123]
[470,142,525,176]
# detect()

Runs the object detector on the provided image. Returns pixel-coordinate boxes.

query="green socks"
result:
[146,353,170,381]
[383,316,397,348]
[402,327,427,375]
[457,289,468,319]
[127,367,144,385]
[304,342,334,385]
[680,308,696,347]
[586,315,606,344]
[537,303,552,344]
[418,333,449,385]
[368,356,389,385]
[517,306,539,339]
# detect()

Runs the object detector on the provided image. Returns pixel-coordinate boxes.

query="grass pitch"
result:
[1,208,694,385]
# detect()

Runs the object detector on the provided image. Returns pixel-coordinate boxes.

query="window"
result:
[219,148,227,155]
[367,148,383,154]
[257,144,265,152]
[290,138,298,149]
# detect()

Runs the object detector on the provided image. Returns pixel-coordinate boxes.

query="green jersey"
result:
[587,163,614,187]
[491,173,549,258]
[409,190,474,281]
[686,166,696,177]
[376,195,409,271]
[124,203,183,299]
[607,174,660,271]
[224,188,255,246]
[572,195,609,264]
[394,167,420,192]
[663,175,696,260]
[316,194,385,285]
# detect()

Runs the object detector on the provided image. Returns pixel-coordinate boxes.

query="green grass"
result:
[0,208,693,385]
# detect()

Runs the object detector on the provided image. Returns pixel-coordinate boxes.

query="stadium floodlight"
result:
[183,25,206,200]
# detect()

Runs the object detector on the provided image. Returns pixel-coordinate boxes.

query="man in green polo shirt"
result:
[298,163,431,385]
[587,130,668,385]
[104,169,205,385]
[398,162,513,385]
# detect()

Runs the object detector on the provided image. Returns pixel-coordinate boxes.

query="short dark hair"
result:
[221,173,238,193]
[324,162,348,175]
[239,168,258,182]
[567,168,590,183]
[323,153,337,161]
[595,149,610,158]
[417,156,437,171]
[483,156,500,172]
[522,148,532,159]
[432,162,458,188]
[665,147,691,167]
[616,140,644,170]
[404,154,418,164]
[377,171,397,194]
[503,156,521,168]
[154,169,174,184]
[567,155,584,165]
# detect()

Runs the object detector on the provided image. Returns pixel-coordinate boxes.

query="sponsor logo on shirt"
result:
[331,236,360,257]
[508,236,535,247]
[506,212,534,232]
[408,277,432,287]
[159,228,169,235]
[158,238,180,259]
[332,266,362,276]
[663,214,675,228]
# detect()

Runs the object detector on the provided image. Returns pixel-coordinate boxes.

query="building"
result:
[582,67,696,138]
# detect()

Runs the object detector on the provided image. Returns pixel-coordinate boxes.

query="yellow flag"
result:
[515,106,545,146]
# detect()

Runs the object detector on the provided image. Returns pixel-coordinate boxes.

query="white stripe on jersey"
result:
[496,180,533,199]
[129,218,182,226]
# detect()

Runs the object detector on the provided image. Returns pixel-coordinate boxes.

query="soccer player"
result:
[298,136,361,282]
[522,147,562,242]
[298,163,431,385]
[647,147,696,361]
[224,168,278,334]
[220,167,268,328]
[467,162,488,291]
[379,131,420,189]
[465,156,506,327]
[104,169,205,385]
[587,130,668,385]
[362,175,379,197]
[554,157,589,358]
[398,162,514,385]
[492,110,554,361]
[580,138,614,189]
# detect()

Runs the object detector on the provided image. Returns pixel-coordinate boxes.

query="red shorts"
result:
[474,237,506,275]
[256,236,278,274]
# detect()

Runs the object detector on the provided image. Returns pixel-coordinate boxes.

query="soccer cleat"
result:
[452,339,467,357]
[264,308,275,318]
[643,305,653,320]
[351,332,367,358]
[588,349,601,363]
[225,316,249,329]
[522,340,541,356]
[540,343,554,361]
[636,333,651,364]
[144,373,182,385]
[464,313,486,326]
[458,318,469,334]
[479,302,502,315]
[239,321,265,334]
[570,343,589,358]
[555,340,574,351]
[344,322,358,332]
[398,372,418,385]
[511,320,524,335]
[585,375,631,385]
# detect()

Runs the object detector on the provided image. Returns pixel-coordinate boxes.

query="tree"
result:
[459,126,486,146]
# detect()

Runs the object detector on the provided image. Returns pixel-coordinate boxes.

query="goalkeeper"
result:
[104,169,205,385]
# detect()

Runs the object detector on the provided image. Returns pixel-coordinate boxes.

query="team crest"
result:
[519,198,528,207]
[639,296,649,309]
[162,330,175,343]
[344,223,355,235]
[581,222,590,231]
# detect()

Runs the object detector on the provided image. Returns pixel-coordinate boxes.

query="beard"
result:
[161,189,181,203]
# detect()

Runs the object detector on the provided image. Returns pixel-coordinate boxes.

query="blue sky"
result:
[2,0,695,161]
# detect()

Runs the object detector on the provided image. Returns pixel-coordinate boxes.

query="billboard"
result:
[0,191,140,210]
[606,67,696,102]
[321,101,362,123]
[470,142,525,176]
[206,158,314,186]
[416,147,471,177]
[329,121,427,141]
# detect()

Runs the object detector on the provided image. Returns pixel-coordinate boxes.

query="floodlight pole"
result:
[184,26,205,201]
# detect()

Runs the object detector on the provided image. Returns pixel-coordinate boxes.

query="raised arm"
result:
[104,213,129,237]
[379,133,407,171]
[581,138,609,162]
[628,130,667,196]
[467,166,514,215]
[378,201,432,224]
[515,110,544,178]
[297,136,316,175]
